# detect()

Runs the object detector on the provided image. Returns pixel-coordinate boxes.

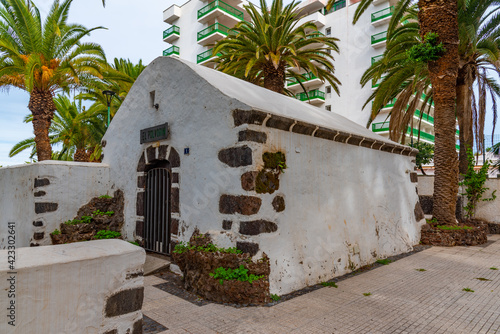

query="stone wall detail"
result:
[232,109,418,157]
[219,195,262,215]
[218,146,253,167]
[173,232,270,305]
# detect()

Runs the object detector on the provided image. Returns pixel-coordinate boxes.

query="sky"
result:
[0,0,498,165]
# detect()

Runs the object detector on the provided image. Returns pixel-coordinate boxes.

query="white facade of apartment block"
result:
[162,0,438,145]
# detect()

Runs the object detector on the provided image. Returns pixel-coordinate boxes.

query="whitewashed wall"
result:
[418,175,500,223]
[0,240,145,334]
[104,57,423,295]
[0,161,110,249]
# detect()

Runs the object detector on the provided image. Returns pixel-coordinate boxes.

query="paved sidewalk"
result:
[143,235,500,334]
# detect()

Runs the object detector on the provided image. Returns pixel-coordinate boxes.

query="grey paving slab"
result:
[143,235,500,333]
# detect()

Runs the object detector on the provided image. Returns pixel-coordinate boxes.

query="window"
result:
[326,86,331,94]
[150,91,156,108]
[326,27,331,36]
[326,105,331,112]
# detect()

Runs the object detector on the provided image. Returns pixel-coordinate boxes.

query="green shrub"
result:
[173,242,242,254]
[460,148,497,219]
[99,195,112,199]
[94,230,121,239]
[271,294,281,301]
[436,225,473,231]
[51,229,60,236]
[209,265,264,285]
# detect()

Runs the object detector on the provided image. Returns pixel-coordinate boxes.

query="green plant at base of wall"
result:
[99,195,112,199]
[173,242,242,255]
[94,230,121,239]
[376,259,392,265]
[271,294,281,301]
[321,281,338,288]
[209,265,264,285]
[460,149,497,219]
[436,225,473,231]
[51,229,60,235]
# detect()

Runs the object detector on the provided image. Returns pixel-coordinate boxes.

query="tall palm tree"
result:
[213,0,340,94]
[362,1,500,174]
[9,95,106,162]
[346,0,460,224]
[0,0,106,161]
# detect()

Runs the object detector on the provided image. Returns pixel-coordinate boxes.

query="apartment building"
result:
[162,0,439,145]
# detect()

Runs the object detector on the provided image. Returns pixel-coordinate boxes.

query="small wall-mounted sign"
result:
[184,148,190,155]
[140,123,169,144]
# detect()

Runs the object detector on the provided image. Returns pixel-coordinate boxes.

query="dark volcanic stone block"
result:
[236,241,259,256]
[218,146,253,167]
[34,178,50,188]
[239,220,278,236]
[219,195,261,215]
[35,202,58,214]
[105,287,144,317]
[238,130,267,143]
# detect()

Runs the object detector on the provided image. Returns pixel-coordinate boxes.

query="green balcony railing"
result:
[371,54,383,64]
[307,31,324,39]
[197,23,230,41]
[371,31,388,45]
[288,72,318,86]
[163,45,179,57]
[163,25,180,39]
[324,0,346,14]
[296,89,325,102]
[197,48,221,63]
[407,128,435,142]
[372,122,390,132]
[372,122,435,143]
[197,0,244,21]
[414,110,434,124]
[371,6,394,23]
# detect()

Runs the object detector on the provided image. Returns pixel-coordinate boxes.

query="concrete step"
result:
[144,253,171,276]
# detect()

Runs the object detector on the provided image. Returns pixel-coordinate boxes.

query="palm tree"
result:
[456,0,500,173]
[362,1,500,174]
[80,58,146,122]
[213,0,341,94]
[9,95,106,162]
[0,0,106,161]
[347,0,460,225]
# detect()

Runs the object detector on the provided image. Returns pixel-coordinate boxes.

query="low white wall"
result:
[0,161,110,249]
[417,175,500,223]
[0,240,145,334]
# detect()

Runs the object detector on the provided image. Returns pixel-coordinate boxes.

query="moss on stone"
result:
[262,151,286,170]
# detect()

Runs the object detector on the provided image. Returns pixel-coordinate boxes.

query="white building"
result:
[162,0,440,146]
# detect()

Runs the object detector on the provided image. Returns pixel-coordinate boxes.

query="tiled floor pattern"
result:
[143,235,500,333]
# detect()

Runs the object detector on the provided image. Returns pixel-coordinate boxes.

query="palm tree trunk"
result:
[263,62,285,94]
[74,148,91,162]
[418,0,459,225]
[456,65,474,174]
[28,89,56,161]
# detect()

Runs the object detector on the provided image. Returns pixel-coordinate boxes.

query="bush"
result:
[94,230,121,239]
[209,265,264,285]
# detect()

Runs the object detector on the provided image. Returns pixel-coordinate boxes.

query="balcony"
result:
[163,5,182,24]
[371,122,435,143]
[197,0,244,24]
[163,25,180,43]
[287,72,323,90]
[371,54,383,64]
[303,31,325,49]
[371,6,393,26]
[197,48,221,65]
[297,11,326,28]
[324,0,346,15]
[197,23,231,45]
[296,0,329,19]
[163,46,180,57]
[296,89,325,105]
[414,110,434,125]
[371,31,387,48]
